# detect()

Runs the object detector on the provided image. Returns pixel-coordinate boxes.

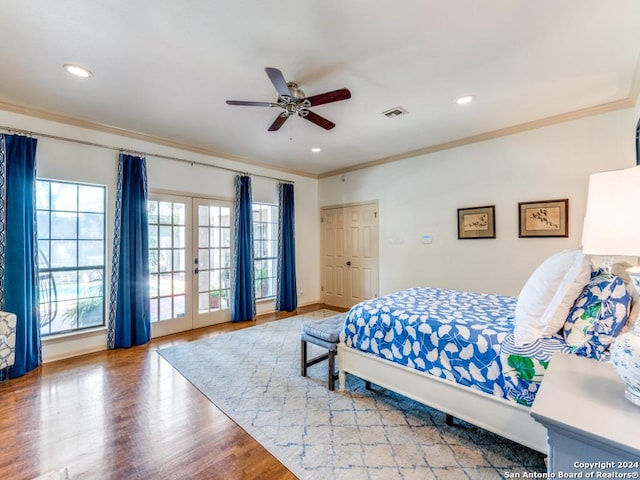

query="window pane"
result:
[198,249,210,269]
[78,297,103,328]
[53,271,78,301]
[36,181,50,210]
[210,270,220,290]
[198,206,209,226]
[158,250,172,273]
[51,212,78,239]
[159,226,172,248]
[212,248,221,269]
[78,185,104,213]
[148,225,158,249]
[173,203,185,225]
[198,271,208,292]
[149,299,159,322]
[79,240,104,267]
[149,275,159,297]
[198,292,209,313]
[210,207,220,227]
[80,270,103,297]
[174,295,185,318]
[221,269,230,289]
[159,202,172,224]
[79,213,104,239]
[37,212,50,239]
[149,251,158,274]
[173,272,185,295]
[198,227,209,248]
[173,250,185,272]
[159,273,172,296]
[159,297,172,321]
[148,201,158,224]
[220,209,230,227]
[51,182,77,211]
[173,226,185,248]
[50,240,78,268]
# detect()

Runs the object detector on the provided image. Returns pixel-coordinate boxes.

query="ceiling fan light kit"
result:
[226,67,351,131]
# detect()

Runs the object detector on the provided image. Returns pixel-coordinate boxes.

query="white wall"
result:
[319,107,639,297]
[0,109,321,361]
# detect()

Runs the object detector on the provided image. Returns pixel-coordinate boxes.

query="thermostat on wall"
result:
[422,234,433,244]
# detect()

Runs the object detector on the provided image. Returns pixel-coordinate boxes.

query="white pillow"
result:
[513,249,591,346]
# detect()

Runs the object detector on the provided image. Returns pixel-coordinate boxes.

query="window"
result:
[36,180,106,335]
[253,203,278,300]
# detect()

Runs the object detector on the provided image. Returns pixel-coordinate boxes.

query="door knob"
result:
[346,261,351,266]
[194,268,199,274]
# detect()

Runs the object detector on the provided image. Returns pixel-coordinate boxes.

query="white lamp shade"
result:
[582,165,640,257]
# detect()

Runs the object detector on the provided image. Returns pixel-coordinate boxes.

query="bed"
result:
[337,251,634,454]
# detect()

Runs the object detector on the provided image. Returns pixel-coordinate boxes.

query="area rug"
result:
[157,310,546,480]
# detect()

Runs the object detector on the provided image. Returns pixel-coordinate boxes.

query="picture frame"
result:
[457,205,495,239]
[518,199,568,238]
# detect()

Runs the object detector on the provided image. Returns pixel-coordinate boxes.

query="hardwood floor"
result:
[0,309,325,480]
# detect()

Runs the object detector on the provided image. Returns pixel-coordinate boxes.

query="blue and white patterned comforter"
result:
[341,287,517,399]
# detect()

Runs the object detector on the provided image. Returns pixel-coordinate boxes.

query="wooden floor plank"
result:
[0,313,307,480]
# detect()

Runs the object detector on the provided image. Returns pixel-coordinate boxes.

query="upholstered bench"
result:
[301,313,346,391]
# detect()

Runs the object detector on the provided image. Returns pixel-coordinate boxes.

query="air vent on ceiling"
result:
[382,106,408,118]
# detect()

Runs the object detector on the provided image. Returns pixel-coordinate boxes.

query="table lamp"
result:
[582,165,640,406]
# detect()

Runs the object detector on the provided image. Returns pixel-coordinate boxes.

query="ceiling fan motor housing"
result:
[286,82,305,100]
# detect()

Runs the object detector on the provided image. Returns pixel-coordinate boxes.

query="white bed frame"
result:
[338,342,548,454]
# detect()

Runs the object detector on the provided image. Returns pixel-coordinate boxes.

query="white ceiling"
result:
[1,1,639,177]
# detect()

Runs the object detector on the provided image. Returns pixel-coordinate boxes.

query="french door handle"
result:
[194,268,199,274]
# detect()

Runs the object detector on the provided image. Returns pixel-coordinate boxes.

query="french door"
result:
[148,193,232,338]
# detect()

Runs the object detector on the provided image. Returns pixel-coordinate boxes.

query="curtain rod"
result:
[0,125,294,184]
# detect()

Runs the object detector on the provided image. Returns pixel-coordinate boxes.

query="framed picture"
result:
[518,199,568,238]
[457,205,495,239]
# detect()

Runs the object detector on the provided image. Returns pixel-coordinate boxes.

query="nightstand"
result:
[530,352,640,475]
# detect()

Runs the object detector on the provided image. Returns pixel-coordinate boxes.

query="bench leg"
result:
[328,350,336,391]
[301,339,307,377]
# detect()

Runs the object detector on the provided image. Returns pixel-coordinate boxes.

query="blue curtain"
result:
[108,154,150,348]
[276,182,297,312]
[232,175,255,322]
[2,134,41,378]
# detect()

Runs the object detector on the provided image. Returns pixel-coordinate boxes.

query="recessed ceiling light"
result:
[456,95,475,105]
[63,63,92,78]
[311,147,321,153]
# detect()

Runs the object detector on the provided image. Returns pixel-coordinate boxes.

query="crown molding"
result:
[0,100,317,180]
[318,98,635,179]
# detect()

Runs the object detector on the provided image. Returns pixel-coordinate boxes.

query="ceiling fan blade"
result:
[300,110,336,130]
[226,100,279,107]
[305,88,351,107]
[268,114,289,132]
[265,67,291,98]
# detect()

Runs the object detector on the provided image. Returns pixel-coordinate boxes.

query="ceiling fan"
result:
[226,67,351,131]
